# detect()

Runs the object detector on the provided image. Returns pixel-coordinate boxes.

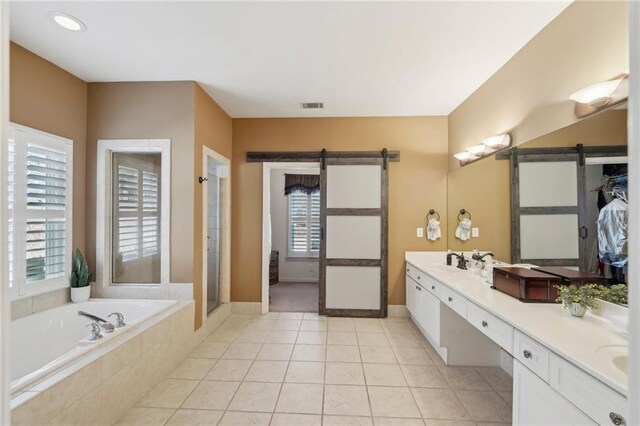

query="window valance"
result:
[284,174,320,195]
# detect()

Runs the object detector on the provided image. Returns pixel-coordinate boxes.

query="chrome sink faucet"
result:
[85,322,103,341]
[450,252,467,270]
[78,311,115,333]
[472,251,495,262]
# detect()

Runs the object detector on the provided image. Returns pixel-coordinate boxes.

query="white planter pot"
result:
[568,302,587,318]
[71,286,91,303]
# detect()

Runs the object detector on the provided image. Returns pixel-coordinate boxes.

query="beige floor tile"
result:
[368,386,421,418]
[303,312,321,320]
[167,358,216,380]
[421,420,474,426]
[392,347,433,365]
[357,332,390,347]
[438,367,491,391]
[227,381,282,412]
[297,331,328,344]
[266,312,281,319]
[455,390,512,423]
[166,409,224,425]
[247,318,277,331]
[271,413,322,426]
[292,344,326,361]
[323,415,374,425]
[498,391,513,407]
[327,345,361,363]
[245,360,289,382]
[324,385,372,416]
[386,333,421,348]
[326,362,366,385]
[360,346,398,364]
[274,319,302,331]
[206,329,239,343]
[115,407,175,425]
[374,417,425,425]
[257,343,294,360]
[235,328,271,343]
[383,322,416,334]
[301,320,328,331]
[354,319,384,333]
[218,411,272,425]
[411,388,470,420]
[137,378,199,408]
[279,312,305,319]
[328,331,358,345]
[276,383,324,414]
[267,330,299,344]
[189,341,229,358]
[400,365,449,389]
[205,359,252,381]
[422,346,445,367]
[181,380,240,410]
[285,361,325,383]
[475,367,513,392]
[221,342,262,359]
[363,363,407,386]
[328,320,356,332]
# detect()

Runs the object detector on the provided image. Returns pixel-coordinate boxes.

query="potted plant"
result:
[555,284,600,317]
[70,249,93,303]
[597,283,628,306]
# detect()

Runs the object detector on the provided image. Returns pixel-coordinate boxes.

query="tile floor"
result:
[117,312,513,426]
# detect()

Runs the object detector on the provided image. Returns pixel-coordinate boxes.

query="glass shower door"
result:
[206,158,221,314]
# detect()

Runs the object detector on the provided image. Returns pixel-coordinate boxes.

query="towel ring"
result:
[427,209,440,221]
[457,209,471,222]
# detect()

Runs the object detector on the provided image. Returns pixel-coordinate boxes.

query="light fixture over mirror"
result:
[570,75,628,118]
[453,133,511,166]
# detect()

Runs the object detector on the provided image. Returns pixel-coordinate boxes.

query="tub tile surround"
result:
[91,282,194,301]
[10,300,233,426]
[117,313,513,426]
[10,287,71,320]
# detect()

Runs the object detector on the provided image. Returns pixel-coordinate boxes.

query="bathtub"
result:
[10,298,177,394]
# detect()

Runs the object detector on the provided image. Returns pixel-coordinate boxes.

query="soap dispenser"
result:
[446,250,452,266]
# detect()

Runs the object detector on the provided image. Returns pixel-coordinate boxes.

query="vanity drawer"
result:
[549,353,628,426]
[437,285,467,318]
[406,263,424,286]
[467,302,513,352]
[424,276,440,297]
[513,330,550,382]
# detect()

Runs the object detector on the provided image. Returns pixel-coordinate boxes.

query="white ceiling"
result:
[10,1,571,118]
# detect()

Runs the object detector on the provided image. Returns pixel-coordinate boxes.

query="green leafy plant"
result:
[555,284,601,310]
[597,283,628,306]
[70,249,93,288]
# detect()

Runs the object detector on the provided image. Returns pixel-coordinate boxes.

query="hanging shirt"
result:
[597,198,628,267]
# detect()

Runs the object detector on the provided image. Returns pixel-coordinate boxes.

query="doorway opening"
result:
[261,162,319,314]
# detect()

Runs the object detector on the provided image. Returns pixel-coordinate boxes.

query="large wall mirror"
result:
[447,107,628,304]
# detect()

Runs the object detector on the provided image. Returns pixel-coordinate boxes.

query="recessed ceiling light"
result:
[48,11,86,32]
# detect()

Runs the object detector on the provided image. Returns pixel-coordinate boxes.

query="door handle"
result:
[321,227,325,241]
[580,226,588,240]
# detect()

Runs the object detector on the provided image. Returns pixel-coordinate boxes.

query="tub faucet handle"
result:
[108,312,126,328]
[85,322,103,341]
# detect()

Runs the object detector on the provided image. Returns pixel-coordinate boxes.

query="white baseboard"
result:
[388,305,409,318]
[231,302,262,314]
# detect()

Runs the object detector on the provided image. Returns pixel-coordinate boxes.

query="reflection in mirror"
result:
[447,108,628,305]
[112,153,162,283]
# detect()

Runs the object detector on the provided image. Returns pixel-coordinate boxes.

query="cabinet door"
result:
[419,287,440,345]
[513,360,596,425]
[406,275,419,319]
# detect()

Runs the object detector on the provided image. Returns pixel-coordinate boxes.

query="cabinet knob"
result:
[416,286,421,291]
[417,276,421,279]
[448,297,453,302]
[609,412,625,425]
[481,321,488,328]
[523,350,532,359]
[431,285,435,290]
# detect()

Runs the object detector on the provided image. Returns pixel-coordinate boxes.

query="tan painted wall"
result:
[9,43,88,256]
[447,109,628,262]
[193,84,232,328]
[231,117,449,304]
[448,1,629,172]
[86,81,196,283]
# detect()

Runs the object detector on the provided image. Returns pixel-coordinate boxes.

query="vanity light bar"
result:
[453,133,511,166]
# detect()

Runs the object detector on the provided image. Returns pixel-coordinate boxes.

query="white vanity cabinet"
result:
[513,360,597,425]
[405,271,440,346]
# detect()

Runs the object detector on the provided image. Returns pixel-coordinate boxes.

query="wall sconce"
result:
[453,133,511,166]
[570,75,628,118]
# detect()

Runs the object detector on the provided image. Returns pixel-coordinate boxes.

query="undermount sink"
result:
[596,345,628,375]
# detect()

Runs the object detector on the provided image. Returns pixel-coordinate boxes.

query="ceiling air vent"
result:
[301,102,324,109]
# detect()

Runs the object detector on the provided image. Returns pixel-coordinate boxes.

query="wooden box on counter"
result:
[493,267,563,303]
[532,267,609,286]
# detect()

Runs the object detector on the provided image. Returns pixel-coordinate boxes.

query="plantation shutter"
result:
[288,191,320,257]
[7,125,73,298]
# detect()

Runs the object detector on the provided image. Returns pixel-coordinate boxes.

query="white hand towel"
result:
[426,218,441,241]
[455,218,472,241]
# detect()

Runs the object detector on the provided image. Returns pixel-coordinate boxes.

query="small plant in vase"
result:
[555,284,600,317]
[70,249,93,303]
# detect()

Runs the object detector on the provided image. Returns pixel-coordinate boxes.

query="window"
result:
[112,153,161,283]
[7,124,73,299]
[288,191,320,257]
